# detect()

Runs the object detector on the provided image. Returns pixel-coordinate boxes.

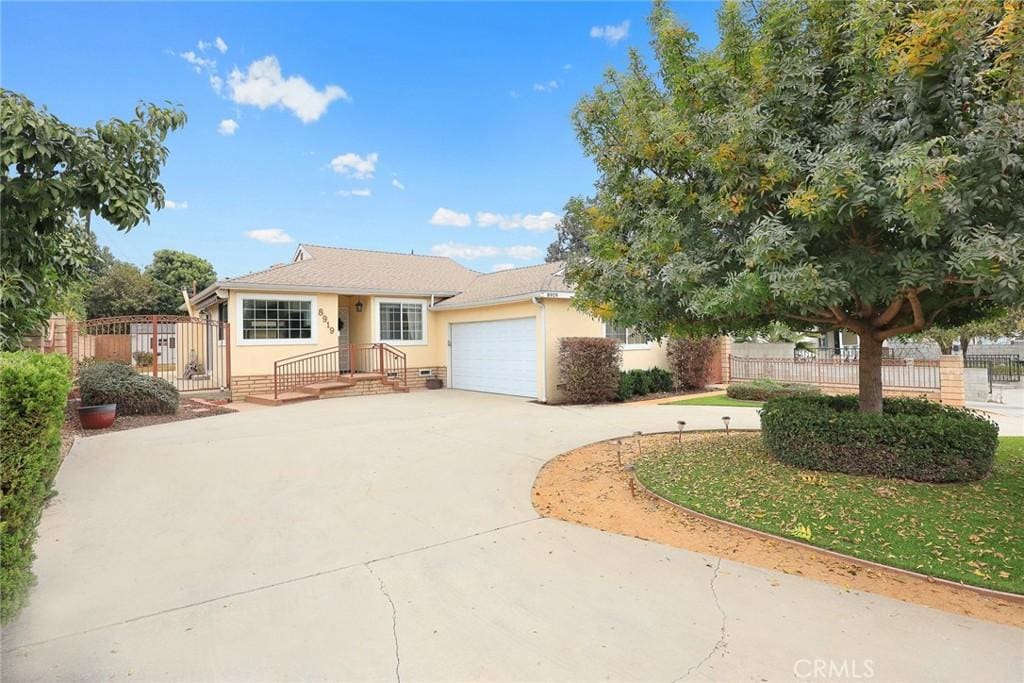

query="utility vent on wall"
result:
[418,369,433,377]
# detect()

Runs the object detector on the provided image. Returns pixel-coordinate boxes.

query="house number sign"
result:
[318,308,335,335]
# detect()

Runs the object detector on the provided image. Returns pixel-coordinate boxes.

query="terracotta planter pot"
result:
[425,377,443,390]
[78,404,117,430]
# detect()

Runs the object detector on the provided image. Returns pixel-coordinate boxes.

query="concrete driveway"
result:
[3,391,1021,682]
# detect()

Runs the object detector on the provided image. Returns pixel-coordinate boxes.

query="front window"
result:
[241,298,312,340]
[378,301,424,342]
[605,324,648,347]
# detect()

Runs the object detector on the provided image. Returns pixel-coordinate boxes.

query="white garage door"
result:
[450,318,537,398]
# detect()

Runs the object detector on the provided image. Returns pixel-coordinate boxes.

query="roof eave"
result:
[212,281,464,298]
[431,290,574,311]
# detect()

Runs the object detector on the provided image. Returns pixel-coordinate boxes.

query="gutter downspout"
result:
[532,296,548,403]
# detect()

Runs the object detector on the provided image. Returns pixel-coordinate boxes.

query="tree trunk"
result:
[960,335,970,360]
[858,333,884,413]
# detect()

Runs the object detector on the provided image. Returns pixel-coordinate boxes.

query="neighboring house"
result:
[188,244,670,402]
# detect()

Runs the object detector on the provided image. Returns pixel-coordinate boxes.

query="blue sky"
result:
[3,1,721,279]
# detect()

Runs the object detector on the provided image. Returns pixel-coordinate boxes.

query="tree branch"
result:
[873,295,906,327]
[877,290,925,340]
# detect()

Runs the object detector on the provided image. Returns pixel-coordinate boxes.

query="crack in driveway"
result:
[674,557,728,682]
[365,564,402,683]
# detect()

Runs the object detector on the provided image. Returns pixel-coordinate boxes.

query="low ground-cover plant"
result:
[132,350,154,367]
[79,361,179,415]
[617,367,673,401]
[1,351,72,622]
[635,433,1023,594]
[727,378,820,401]
[761,395,998,483]
[666,337,716,390]
[558,338,621,403]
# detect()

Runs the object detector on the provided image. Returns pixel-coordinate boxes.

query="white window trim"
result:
[374,297,428,346]
[236,293,318,346]
[603,323,652,350]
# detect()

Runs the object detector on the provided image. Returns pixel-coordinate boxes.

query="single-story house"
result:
[187,244,671,402]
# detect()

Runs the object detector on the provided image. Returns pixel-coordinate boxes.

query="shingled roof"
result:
[193,244,572,307]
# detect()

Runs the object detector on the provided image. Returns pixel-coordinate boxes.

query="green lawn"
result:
[663,394,764,408]
[636,433,1024,594]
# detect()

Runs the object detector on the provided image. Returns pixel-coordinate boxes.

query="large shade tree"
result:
[0,90,186,348]
[569,0,1024,412]
[145,249,217,314]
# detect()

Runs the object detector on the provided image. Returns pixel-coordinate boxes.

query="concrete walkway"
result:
[3,391,1021,681]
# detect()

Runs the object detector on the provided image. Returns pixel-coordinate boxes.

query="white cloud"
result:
[228,56,349,123]
[562,63,573,70]
[503,245,542,260]
[430,242,540,261]
[330,152,378,179]
[209,74,224,94]
[429,208,471,228]
[217,118,239,136]
[533,80,559,92]
[163,199,189,210]
[475,210,560,232]
[492,263,515,272]
[215,36,228,53]
[430,243,499,259]
[197,40,211,51]
[391,178,406,191]
[509,89,521,99]
[590,20,630,45]
[336,188,372,197]
[179,50,216,73]
[245,228,293,244]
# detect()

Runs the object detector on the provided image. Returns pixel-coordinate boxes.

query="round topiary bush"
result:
[79,361,179,415]
[760,395,998,483]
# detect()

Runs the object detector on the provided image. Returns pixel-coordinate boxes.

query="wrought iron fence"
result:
[965,354,1022,383]
[733,356,939,390]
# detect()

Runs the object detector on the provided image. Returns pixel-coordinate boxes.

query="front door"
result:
[338,306,351,372]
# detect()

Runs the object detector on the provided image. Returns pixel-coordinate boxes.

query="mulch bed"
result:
[61,398,235,458]
[533,433,1023,628]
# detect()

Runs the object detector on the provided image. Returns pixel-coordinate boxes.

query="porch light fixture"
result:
[355,300,364,313]
[721,416,731,434]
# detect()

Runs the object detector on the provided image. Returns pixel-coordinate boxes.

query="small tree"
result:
[568,0,1024,412]
[546,197,595,263]
[144,249,216,314]
[909,307,1024,358]
[86,262,159,318]
[0,90,186,347]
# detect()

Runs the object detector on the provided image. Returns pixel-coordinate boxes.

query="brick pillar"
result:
[938,354,966,407]
[720,336,732,384]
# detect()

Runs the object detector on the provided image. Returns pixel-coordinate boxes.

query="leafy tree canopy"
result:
[0,90,186,348]
[144,249,216,314]
[568,0,1024,411]
[85,262,159,319]
[546,197,595,263]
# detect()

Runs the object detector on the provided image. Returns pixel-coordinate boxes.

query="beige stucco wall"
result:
[219,289,670,402]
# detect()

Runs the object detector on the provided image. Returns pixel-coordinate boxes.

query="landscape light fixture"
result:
[623,463,636,498]
[614,439,623,467]
[722,416,731,434]
[677,420,686,442]
[633,430,643,456]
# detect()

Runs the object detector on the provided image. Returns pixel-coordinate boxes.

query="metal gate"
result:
[70,315,230,392]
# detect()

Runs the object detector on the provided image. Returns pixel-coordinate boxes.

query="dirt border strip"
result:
[533,431,1024,628]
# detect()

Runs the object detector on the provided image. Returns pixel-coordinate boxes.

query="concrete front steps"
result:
[246,373,409,406]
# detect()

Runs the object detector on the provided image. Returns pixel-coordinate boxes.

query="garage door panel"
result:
[450,318,536,398]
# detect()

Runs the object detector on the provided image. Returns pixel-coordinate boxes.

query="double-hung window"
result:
[604,323,650,349]
[240,297,313,342]
[378,301,425,344]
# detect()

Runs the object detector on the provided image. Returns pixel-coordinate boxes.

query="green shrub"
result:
[615,367,675,401]
[667,337,717,389]
[727,378,820,401]
[558,338,621,403]
[132,350,154,367]
[79,361,179,415]
[760,395,999,483]
[1,351,72,622]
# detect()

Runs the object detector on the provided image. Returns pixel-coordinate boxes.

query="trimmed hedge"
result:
[617,367,674,401]
[79,361,179,415]
[667,337,716,390]
[558,337,621,403]
[1,352,72,622]
[761,395,998,483]
[727,378,820,401]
